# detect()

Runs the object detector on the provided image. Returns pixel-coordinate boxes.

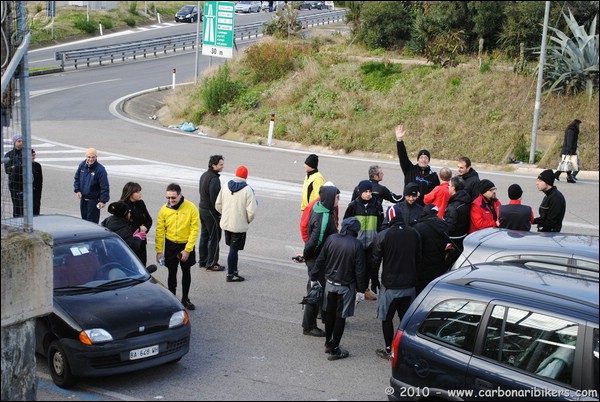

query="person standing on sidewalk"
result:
[156,183,200,310]
[215,166,257,282]
[199,155,226,272]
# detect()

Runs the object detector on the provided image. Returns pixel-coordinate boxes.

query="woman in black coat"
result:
[120,182,152,265]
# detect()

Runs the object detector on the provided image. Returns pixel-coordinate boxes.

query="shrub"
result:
[243,41,298,82]
[100,17,113,30]
[123,17,136,27]
[201,64,244,114]
[424,30,467,67]
[73,17,97,34]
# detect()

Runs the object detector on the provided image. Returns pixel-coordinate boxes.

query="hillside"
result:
[161,26,599,171]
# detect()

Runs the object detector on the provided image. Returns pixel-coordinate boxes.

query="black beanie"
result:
[418,149,430,161]
[507,184,523,200]
[108,201,130,218]
[305,154,318,169]
[478,179,496,194]
[404,183,419,196]
[357,179,373,194]
[538,169,555,186]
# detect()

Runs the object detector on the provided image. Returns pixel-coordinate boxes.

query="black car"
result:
[175,5,202,23]
[387,262,599,400]
[452,228,599,278]
[33,215,191,388]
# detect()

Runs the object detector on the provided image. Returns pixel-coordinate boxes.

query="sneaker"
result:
[226,274,245,282]
[567,177,577,183]
[376,348,391,360]
[364,289,377,301]
[324,341,333,354]
[303,327,326,337]
[182,298,195,310]
[328,347,349,361]
[207,264,225,272]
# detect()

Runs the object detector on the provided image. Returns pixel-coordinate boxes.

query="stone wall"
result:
[1,227,53,401]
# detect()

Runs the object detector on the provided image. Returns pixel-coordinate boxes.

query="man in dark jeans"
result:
[199,155,226,272]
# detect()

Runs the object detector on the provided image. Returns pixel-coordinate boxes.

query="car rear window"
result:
[481,305,578,385]
[418,299,486,352]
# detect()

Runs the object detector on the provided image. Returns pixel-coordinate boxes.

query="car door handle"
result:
[475,378,492,390]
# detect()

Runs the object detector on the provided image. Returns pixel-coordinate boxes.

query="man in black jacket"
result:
[313,217,367,361]
[372,213,421,360]
[414,205,449,294]
[395,125,439,206]
[302,185,339,337]
[534,170,566,232]
[198,155,226,272]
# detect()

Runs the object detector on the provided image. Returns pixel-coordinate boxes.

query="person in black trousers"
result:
[199,155,226,272]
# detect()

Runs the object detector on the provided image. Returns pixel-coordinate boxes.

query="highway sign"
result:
[202,1,235,59]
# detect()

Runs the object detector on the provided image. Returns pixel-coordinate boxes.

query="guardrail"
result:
[55,10,346,70]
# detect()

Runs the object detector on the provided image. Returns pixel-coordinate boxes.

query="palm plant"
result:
[541,10,598,101]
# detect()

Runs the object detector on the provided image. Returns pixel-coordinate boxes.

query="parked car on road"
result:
[175,4,202,23]
[452,228,599,278]
[387,262,599,400]
[235,1,261,13]
[32,215,191,388]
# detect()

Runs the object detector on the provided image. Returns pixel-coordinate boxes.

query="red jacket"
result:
[469,194,501,233]
[423,182,450,219]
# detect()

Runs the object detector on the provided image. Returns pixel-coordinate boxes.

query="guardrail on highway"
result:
[54,10,346,70]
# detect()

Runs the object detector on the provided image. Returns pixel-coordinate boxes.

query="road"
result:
[25,12,599,402]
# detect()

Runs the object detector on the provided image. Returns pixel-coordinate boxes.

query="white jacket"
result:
[216,178,257,233]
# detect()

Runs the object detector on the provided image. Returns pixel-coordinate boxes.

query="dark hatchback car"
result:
[388,262,599,401]
[175,5,202,23]
[32,215,191,388]
[453,228,599,278]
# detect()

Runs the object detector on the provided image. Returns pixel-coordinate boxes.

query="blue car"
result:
[33,215,191,388]
[387,262,599,400]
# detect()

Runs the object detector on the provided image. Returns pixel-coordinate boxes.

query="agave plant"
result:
[541,10,599,101]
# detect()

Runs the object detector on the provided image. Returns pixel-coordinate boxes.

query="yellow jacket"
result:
[155,199,200,253]
[301,170,325,211]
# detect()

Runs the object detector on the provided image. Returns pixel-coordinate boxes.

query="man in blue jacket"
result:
[73,148,110,223]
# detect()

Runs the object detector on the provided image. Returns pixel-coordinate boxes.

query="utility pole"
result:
[529,1,551,164]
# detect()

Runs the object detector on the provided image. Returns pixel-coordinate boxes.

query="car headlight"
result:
[79,328,113,345]
[169,310,189,328]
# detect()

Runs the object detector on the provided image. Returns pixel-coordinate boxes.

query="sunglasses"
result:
[166,196,179,200]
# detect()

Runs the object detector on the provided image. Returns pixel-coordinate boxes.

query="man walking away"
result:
[314,217,367,361]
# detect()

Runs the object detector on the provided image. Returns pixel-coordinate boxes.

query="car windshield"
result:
[179,6,194,13]
[53,236,149,291]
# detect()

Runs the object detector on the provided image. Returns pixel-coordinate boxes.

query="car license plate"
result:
[129,345,159,360]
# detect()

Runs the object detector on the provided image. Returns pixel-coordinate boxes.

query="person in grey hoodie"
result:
[215,165,257,282]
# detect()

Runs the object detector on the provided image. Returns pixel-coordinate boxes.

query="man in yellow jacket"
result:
[156,183,200,310]
[301,154,325,212]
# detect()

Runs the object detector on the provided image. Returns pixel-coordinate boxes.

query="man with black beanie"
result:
[533,169,566,232]
[469,179,501,233]
[395,125,440,206]
[498,184,534,231]
[301,153,326,212]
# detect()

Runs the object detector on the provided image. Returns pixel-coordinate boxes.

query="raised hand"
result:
[395,124,406,141]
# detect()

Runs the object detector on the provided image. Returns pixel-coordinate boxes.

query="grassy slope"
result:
[164,33,599,171]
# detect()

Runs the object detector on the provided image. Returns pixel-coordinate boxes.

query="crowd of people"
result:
[296,123,570,361]
[3,120,579,362]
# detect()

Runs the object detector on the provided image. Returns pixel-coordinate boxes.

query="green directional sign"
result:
[202,1,235,59]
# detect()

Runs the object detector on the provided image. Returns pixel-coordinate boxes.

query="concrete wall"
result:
[1,227,53,401]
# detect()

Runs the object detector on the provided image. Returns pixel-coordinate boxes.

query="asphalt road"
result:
[26,12,599,402]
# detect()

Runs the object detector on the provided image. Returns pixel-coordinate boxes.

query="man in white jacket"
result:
[216,165,257,282]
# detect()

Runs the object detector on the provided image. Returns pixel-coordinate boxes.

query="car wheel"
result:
[48,340,77,389]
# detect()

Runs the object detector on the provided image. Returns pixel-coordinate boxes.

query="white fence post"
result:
[267,114,275,146]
